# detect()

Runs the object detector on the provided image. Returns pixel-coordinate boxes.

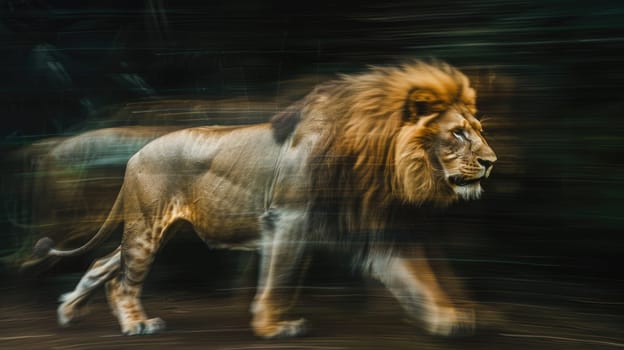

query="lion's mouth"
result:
[448,175,483,187]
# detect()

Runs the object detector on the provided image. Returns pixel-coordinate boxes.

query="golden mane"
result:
[280,61,477,234]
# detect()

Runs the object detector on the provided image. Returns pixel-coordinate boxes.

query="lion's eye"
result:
[452,128,467,141]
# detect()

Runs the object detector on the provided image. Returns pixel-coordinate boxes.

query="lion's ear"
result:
[404,89,441,121]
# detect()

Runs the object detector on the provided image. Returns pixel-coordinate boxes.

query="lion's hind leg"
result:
[105,276,166,336]
[57,247,121,326]
[105,215,183,335]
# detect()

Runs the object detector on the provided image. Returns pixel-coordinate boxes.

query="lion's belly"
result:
[192,211,263,250]
[186,171,266,250]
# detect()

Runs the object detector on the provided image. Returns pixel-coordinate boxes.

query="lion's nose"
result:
[477,158,495,171]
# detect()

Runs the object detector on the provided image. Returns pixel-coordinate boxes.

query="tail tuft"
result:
[33,237,55,258]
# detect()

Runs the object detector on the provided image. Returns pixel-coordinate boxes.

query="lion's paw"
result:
[426,307,475,337]
[57,295,89,326]
[253,318,307,339]
[122,317,166,336]
[57,302,77,326]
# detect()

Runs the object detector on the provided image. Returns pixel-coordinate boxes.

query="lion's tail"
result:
[32,186,125,258]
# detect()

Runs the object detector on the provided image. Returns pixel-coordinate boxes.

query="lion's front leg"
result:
[251,209,307,338]
[366,246,475,337]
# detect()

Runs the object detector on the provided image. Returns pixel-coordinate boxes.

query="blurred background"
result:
[1,0,623,349]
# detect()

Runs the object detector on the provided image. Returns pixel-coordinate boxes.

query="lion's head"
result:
[275,60,497,230]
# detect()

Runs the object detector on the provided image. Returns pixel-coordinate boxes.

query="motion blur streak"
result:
[1,0,623,349]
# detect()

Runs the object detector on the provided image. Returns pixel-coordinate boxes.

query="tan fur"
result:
[37,60,496,338]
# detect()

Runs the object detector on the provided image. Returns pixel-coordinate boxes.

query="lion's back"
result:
[128,124,281,178]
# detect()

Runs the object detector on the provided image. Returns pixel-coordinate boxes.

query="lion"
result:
[33,60,497,338]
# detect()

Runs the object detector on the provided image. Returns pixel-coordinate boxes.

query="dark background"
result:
[0,0,623,348]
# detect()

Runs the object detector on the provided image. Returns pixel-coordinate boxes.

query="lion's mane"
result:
[271,61,476,237]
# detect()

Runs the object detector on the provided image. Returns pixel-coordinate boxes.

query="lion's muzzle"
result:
[448,175,483,187]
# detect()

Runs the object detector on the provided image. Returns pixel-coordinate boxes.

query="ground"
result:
[2,272,622,350]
